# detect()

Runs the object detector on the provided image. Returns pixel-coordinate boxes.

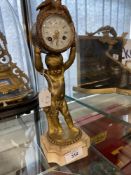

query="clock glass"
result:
[42,15,74,51]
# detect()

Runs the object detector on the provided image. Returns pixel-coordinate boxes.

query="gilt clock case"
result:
[35,6,75,53]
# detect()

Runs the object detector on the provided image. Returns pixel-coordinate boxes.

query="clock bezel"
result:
[36,10,75,53]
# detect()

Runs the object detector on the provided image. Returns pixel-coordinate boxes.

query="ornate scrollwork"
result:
[0,31,32,105]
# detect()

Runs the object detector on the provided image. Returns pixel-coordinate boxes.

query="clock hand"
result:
[53,37,59,46]
[53,30,60,46]
[53,30,59,40]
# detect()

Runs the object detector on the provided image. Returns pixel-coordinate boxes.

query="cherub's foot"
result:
[58,127,63,133]
[70,126,80,134]
[48,129,55,136]
[57,127,63,137]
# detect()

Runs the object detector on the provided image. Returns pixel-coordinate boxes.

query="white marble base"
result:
[41,131,90,166]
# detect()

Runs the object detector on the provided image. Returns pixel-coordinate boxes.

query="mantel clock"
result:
[32,0,90,166]
[33,0,75,53]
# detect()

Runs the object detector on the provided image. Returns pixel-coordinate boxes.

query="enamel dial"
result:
[42,14,74,52]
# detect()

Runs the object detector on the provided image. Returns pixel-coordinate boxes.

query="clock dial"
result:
[42,15,74,51]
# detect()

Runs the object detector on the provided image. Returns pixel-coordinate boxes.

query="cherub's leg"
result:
[53,111,63,135]
[60,99,79,133]
[51,101,63,135]
[43,107,55,135]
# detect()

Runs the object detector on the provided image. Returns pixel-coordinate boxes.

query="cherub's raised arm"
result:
[64,45,76,71]
[34,47,44,74]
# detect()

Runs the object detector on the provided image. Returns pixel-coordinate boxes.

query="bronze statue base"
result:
[47,127,82,146]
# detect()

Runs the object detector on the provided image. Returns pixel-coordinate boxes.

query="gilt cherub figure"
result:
[32,0,82,145]
[34,43,82,145]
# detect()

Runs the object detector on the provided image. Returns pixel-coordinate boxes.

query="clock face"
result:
[42,15,74,51]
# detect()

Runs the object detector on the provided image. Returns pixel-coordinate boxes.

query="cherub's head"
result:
[45,53,63,75]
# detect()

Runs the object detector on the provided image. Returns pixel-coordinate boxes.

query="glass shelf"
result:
[37,93,131,175]
[0,115,48,175]
[1,93,130,175]
[66,93,131,127]
[1,116,123,175]
[39,146,123,175]
[65,92,131,175]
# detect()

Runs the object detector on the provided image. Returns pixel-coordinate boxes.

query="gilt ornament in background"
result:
[0,31,32,106]
[74,26,131,95]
